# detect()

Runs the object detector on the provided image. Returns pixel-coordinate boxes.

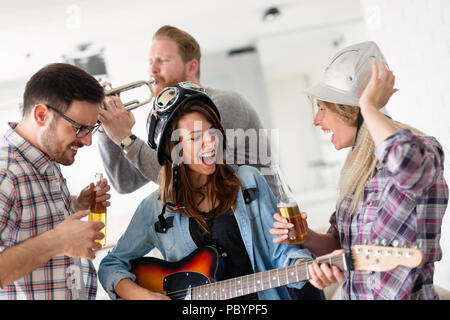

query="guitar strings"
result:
[163,256,345,300]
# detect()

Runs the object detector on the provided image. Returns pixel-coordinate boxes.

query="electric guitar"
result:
[130,245,423,300]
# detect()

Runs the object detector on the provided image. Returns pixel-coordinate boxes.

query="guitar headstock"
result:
[351,245,423,272]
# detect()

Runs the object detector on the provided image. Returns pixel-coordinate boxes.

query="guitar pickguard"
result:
[163,271,211,300]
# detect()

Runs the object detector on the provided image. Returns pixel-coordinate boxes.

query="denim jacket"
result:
[98,165,312,300]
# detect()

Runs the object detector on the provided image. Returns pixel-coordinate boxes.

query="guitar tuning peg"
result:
[380,239,388,246]
[363,239,368,245]
[401,241,409,248]
[372,239,380,246]
[392,240,399,247]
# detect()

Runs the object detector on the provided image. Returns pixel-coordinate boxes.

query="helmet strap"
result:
[154,163,183,234]
[147,113,158,149]
[172,163,180,206]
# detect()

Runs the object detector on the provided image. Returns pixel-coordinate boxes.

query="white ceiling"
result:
[1,0,365,52]
[0,0,364,82]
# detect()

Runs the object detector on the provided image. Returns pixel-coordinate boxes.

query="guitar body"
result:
[130,246,219,300]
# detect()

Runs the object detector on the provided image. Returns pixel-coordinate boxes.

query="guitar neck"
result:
[191,252,353,300]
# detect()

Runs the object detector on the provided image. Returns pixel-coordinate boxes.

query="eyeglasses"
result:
[45,105,100,138]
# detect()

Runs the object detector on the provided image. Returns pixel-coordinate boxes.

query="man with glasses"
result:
[0,63,111,299]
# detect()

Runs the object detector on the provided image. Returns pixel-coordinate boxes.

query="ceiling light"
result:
[263,7,281,22]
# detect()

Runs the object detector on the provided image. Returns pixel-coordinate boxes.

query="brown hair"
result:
[22,63,104,116]
[158,100,241,234]
[153,25,201,79]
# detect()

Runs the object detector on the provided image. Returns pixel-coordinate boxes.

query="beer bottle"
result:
[89,172,107,246]
[272,165,307,244]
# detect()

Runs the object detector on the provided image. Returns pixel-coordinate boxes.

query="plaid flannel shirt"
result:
[328,129,448,300]
[0,123,97,299]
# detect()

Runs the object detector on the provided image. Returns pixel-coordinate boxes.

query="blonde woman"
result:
[271,42,448,299]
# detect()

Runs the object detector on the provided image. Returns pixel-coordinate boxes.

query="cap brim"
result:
[303,83,359,106]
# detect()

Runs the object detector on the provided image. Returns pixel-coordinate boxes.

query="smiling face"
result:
[313,100,358,150]
[175,111,220,186]
[40,100,99,165]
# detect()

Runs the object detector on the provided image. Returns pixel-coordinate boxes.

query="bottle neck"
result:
[94,173,103,190]
[272,166,295,204]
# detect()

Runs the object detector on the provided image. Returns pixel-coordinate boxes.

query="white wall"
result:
[360,0,450,291]
[201,51,273,129]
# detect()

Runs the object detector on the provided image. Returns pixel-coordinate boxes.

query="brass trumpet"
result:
[104,79,155,111]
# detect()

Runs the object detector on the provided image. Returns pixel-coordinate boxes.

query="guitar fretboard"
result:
[190,252,352,300]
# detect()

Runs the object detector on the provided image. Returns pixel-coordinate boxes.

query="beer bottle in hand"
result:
[89,172,107,246]
[272,165,307,244]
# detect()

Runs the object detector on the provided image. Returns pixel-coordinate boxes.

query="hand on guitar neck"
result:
[270,212,424,292]
[300,249,346,290]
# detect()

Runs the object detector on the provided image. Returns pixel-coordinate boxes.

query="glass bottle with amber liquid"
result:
[272,165,307,244]
[89,172,107,246]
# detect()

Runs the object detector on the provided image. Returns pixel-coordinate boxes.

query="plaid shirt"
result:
[328,129,448,300]
[0,123,97,299]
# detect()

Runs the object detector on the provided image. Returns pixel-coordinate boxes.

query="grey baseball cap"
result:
[304,41,388,106]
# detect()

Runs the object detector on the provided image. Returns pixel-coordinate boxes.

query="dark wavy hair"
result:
[158,100,241,234]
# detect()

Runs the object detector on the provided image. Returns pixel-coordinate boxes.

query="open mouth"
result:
[321,127,335,143]
[200,151,216,166]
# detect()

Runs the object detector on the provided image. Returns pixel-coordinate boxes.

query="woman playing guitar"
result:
[98,82,313,300]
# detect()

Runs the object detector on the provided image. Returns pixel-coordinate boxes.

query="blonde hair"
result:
[320,101,425,215]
